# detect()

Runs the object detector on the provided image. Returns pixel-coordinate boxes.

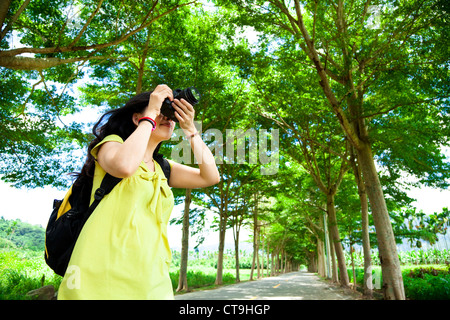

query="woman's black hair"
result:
[75,91,161,184]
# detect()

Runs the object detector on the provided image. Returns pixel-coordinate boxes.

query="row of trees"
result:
[1,0,449,300]
[0,217,45,250]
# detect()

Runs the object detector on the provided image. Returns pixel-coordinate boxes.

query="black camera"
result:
[161,87,201,122]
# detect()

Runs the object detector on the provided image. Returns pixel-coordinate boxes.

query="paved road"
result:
[175,271,362,300]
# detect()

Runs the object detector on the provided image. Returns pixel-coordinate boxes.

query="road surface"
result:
[175,270,362,300]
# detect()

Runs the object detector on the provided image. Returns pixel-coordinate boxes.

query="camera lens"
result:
[185,87,200,104]
[160,87,201,122]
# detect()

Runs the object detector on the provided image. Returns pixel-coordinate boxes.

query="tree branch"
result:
[290,0,362,150]
[69,0,105,47]
[0,55,98,70]
[361,96,450,120]
[0,0,13,33]
[0,1,196,68]
[0,0,31,41]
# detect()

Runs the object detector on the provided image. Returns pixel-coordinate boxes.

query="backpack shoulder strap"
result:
[154,153,171,185]
[87,173,122,215]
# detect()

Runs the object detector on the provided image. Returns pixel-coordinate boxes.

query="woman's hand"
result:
[168,98,220,189]
[145,84,173,118]
[172,98,196,135]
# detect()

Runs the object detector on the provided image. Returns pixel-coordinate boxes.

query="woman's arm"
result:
[97,85,173,178]
[96,121,153,178]
[168,99,220,189]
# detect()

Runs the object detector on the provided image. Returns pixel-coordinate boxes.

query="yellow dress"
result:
[58,134,174,300]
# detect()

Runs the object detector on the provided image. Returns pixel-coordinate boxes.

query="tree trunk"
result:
[271,251,275,276]
[0,0,13,34]
[250,227,260,280]
[317,236,326,278]
[266,240,270,277]
[260,232,265,278]
[360,187,373,298]
[176,188,191,292]
[279,249,283,274]
[323,213,332,279]
[329,229,338,283]
[250,195,259,280]
[350,243,357,291]
[234,228,240,283]
[326,193,350,287]
[276,251,281,275]
[307,251,317,272]
[317,214,326,278]
[215,214,227,285]
[351,147,373,298]
[356,142,405,300]
[256,235,261,278]
[250,241,256,280]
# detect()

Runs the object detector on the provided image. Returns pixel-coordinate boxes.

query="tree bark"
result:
[276,250,281,275]
[317,212,326,278]
[234,226,240,283]
[328,229,338,283]
[317,235,326,278]
[215,213,227,285]
[356,142,405,300]
[0,0,13,33]
[260,231,265,278]
[307,250,317,273]
[250,193,259,280]
[350,243,357,291]
[271,252,274,276]
[256,227,261,278]
[250,219,258,280]
[350,147,373,298]
[360,185,373,298]
[326,193,350,287]
[323,212,332,279]
[266,240,270,277]
[176,188,191,292]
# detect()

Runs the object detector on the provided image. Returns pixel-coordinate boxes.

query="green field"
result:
[0,248,256,299]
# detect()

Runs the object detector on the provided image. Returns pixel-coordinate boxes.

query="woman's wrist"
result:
[183,126,198,138]
[143,108,159,119]
[186,131,199,140]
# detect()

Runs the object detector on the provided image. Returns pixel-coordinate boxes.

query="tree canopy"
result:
[1,0,449,300]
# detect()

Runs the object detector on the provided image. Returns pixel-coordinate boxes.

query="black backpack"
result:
[44,156,171,277]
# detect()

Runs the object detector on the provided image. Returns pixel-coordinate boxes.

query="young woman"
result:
[57,84,220,299]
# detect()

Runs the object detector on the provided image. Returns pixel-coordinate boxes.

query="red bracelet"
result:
[138,117,156,131]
